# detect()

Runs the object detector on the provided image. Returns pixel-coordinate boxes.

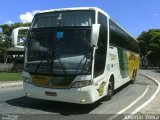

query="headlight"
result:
[72,80,91,88]
[23,76,32,83]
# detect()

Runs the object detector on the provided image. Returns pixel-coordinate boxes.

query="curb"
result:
[139,74,160,87]
[0,81,23,88]
[131,74,160,114]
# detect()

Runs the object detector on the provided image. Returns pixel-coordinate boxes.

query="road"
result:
[0,75,158,120]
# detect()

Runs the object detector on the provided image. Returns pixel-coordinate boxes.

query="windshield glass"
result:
[32,10,95,28]
[25,27,92,75]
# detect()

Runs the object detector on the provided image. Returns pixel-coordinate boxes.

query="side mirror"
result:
[11,28,18,46]
[90,24,100,47]
[11,27,29,48]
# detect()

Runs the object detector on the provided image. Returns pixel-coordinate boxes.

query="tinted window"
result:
[32,10,95,28]
[25,27,92,75]
[94,12,107,78]
[109,20,139,53]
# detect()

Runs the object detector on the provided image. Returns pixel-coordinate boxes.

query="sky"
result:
[0,0,160,37]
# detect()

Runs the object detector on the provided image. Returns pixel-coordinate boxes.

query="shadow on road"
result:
[140,67,160,73]
[6,96,103,115]
[154,70,160,73]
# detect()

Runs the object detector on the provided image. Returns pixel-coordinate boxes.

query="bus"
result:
[22,7,140,104]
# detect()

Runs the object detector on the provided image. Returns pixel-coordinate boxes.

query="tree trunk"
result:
[3,53,9,64]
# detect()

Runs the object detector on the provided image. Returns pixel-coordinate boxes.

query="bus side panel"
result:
[108,47,139,90]
[117,48,129,78]
[127,52,140,79]
[107,47,128,90]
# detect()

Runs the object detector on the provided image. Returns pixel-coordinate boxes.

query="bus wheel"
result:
[131,71,136,84]
[106,78,114,100]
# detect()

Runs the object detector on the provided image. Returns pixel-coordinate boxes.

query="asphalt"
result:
[138,68,160,114]
[0,68,160,114]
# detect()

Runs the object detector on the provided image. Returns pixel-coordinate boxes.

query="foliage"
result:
[0,33,12,63]
[137,29,160,67]
[0,22,31,37]
[0,22,31,63]
[0,72,22,81]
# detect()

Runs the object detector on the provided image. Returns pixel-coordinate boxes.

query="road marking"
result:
[108,74,160,120]
[108,85,149,120]
[131,75,160,114]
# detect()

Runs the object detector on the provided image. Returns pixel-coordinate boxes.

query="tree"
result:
[137,29,160,68]
[0,22,31,63]
[0,22,31,37]
[0,33,12,63]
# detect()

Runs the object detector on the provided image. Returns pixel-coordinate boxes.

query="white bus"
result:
[23,7,140,104]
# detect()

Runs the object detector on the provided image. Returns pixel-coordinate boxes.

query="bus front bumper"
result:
[23,82,98,104]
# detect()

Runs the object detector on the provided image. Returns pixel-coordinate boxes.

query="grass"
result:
[0,72,22,81]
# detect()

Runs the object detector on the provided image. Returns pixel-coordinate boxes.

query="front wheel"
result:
[106,79,114,100]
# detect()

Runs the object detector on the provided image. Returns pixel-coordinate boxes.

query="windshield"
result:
[31,10,95,28]
[24,27,92,75]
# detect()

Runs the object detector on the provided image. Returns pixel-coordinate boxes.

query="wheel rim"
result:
[108,81,113,96]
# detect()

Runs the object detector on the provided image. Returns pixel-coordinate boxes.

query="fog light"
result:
[80,99,86,103]
[25,93,30,96]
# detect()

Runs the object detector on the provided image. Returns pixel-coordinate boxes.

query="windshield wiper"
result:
[75,54,90,75]
[52,53,68,75]
[35,50,51,74]
[35,59,45,74]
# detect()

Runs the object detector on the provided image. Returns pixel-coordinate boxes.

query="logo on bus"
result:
[129,54,136,60]
[97,81,106,96]
[109,53,117,61]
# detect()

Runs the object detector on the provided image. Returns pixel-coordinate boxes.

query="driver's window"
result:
[94,12,107,78]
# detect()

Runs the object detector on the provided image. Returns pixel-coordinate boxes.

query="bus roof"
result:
[36,7,110,17]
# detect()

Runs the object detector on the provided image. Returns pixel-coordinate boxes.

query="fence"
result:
[0,63,23,71]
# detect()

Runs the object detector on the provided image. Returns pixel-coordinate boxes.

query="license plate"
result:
[45,91,57,96]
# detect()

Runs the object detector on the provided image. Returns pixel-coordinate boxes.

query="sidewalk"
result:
[0,81,23,88]
[139,68,160,114]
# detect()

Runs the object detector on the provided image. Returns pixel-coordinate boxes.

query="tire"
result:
[106,78,114,100]
[131,71,136,84]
